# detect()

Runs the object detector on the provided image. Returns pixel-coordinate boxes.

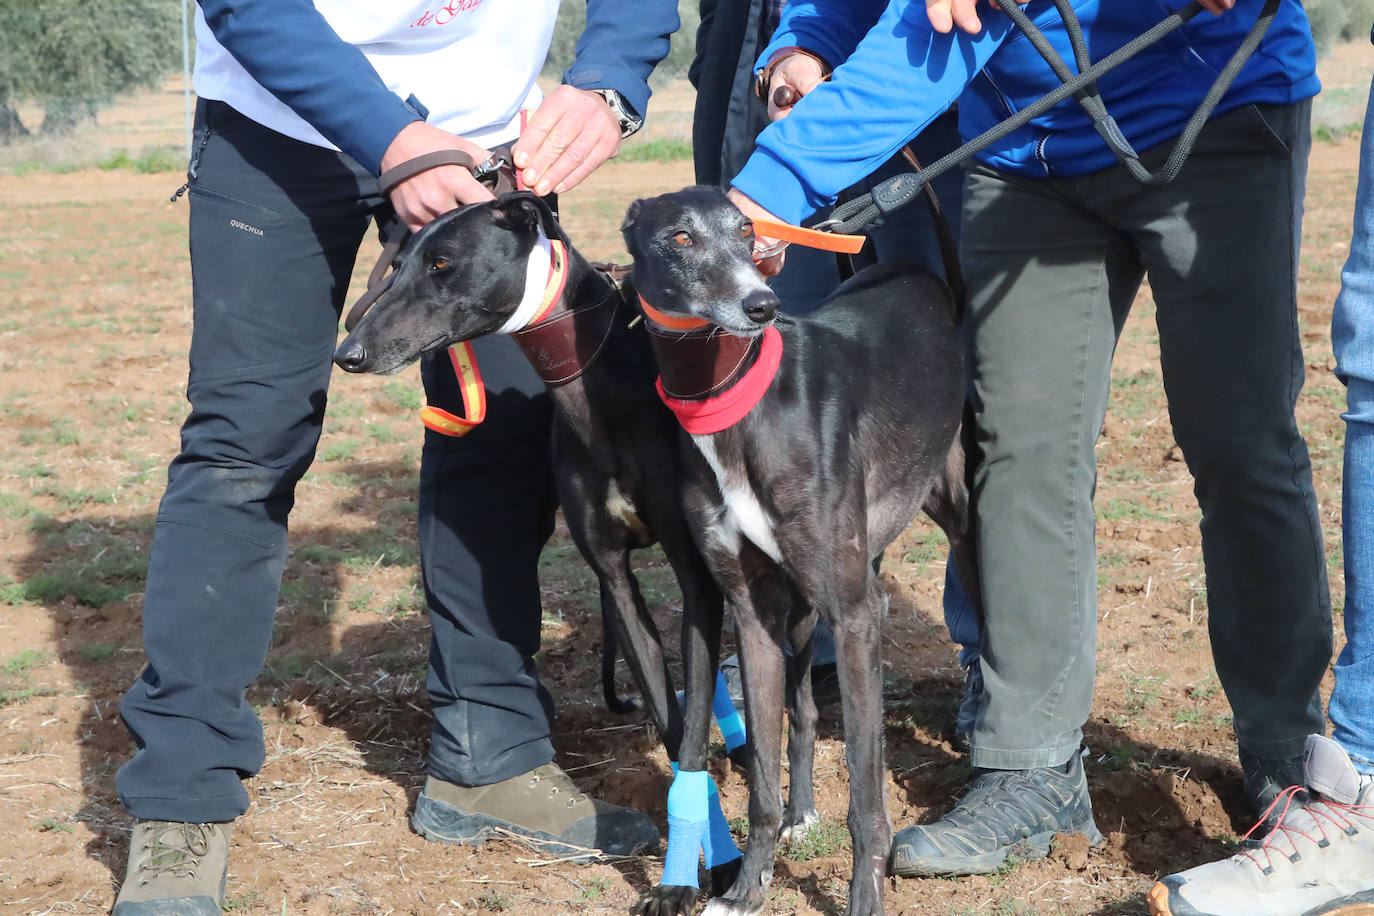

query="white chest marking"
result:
[692,435,781,563]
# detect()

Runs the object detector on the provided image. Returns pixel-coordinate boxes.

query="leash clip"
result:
[473,149,516,189]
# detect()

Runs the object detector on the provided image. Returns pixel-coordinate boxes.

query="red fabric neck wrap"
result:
[653,325,783,435]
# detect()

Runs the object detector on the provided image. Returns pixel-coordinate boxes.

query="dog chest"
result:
[690,434,782,563]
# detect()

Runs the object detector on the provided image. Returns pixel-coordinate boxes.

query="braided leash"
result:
[807,0,1278,237]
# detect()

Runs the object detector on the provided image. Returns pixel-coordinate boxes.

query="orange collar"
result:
[638,295,710,331]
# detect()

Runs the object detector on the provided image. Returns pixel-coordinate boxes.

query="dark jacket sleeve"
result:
[564,0,681,120]
[196,0,423,174]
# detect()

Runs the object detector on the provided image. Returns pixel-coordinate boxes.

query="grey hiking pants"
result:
[116,100,558,823]
[963,99,1332,770]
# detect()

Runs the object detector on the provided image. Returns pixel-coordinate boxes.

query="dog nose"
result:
[742,289,779,324]
[334,340,369,373]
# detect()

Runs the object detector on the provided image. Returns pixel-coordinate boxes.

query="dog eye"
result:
[429,257,451,273]
[739,223,754,239]
[672,231,693,247]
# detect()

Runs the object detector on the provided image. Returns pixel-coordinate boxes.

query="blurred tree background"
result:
[0,0,181,140]
[543,0,701,84]
[1307,0,1374,55]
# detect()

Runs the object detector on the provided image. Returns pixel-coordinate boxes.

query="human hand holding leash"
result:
[925,0,1028,34]
[758,47,830,120]
[727,188,788,277]
[514,85,623,197]
[925,0,1232,35]
[381,121,494,232]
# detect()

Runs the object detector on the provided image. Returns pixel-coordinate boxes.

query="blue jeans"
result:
[1330,73,1374,777]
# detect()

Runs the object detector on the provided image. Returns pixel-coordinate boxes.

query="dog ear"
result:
[620,199,643,233]
[490,192,543,233]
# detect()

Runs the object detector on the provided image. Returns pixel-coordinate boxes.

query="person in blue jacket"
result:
[111,2,676,913]
[730,0,1333,878]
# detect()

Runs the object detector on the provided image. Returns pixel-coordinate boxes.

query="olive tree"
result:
[0,0,181,140]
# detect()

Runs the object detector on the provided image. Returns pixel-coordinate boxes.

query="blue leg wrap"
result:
[662,768,709,887]
[701,778,742,868]
[713,670,747,753]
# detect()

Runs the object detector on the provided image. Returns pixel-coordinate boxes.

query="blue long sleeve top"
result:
[733,0,1320,223]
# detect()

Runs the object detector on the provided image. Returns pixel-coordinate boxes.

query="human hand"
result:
[925,0,1029,35]
[513,85,623,197]
[727,188,787,277]
[1195,0,1235,13]
[765,51,829,121]
[381,121,494,232]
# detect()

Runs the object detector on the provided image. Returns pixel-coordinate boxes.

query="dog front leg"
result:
[831,586,892,916]
[636,551,741,916]
[704,562,789,916]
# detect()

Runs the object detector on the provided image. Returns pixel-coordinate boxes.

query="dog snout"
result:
[742,289,780,324]
[334,340,369,373]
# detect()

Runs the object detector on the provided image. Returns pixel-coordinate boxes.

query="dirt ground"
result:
[1,40,1372,916]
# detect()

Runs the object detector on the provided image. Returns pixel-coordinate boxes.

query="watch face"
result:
[599,91,642,138]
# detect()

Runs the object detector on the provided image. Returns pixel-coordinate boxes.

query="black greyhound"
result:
[622,186,980,916]
[333,192,739,903]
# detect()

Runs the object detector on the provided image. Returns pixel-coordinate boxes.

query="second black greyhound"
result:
[622,186,980,916]
[333,192,739,904]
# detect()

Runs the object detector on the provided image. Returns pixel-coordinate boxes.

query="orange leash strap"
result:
[419,342,487,436]
[750,217,867,255]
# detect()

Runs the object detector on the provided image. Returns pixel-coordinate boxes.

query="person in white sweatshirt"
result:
[112,3,678,914]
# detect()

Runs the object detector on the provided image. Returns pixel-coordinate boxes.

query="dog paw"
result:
[701,895,765,916]
[777,810,819,845]
[634,885,698,916]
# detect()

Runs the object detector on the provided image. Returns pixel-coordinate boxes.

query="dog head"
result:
[621,186,780,336]
[335,191,560,375]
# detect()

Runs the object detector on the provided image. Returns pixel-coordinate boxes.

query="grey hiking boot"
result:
[721,652,842,708]
[112,820,231,916]
[1239,747,1307,827]
[1147,734,1374,916]
[890,750,1103,877]
[411,762,659,860]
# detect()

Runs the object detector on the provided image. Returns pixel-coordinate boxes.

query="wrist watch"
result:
[594,88,644,139]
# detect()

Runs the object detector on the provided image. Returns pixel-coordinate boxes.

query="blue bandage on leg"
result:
[713,670,747,752]
[663,768,709,887]
[701,777,742,868]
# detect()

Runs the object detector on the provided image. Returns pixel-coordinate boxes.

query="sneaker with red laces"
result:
[1147,734,1374,916]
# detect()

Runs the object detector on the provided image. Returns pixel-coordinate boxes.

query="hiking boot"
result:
[411,763,659,860]
[890,750,1103,877]
[1147,734,1374,916]
[954,658,984,746]
[112,820,231,916]
[1239,746,1307,826]
[720,653,842,708]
